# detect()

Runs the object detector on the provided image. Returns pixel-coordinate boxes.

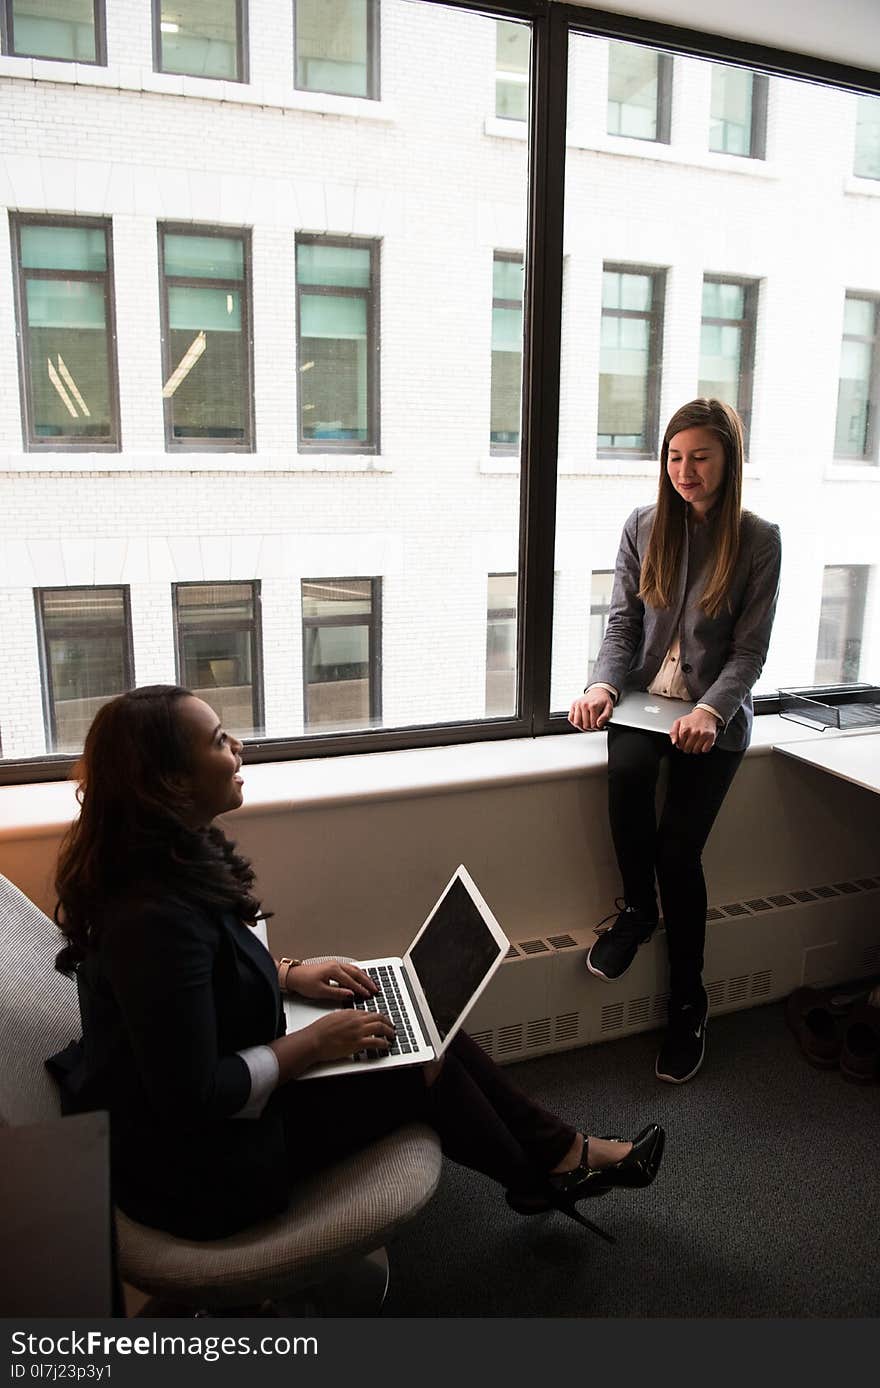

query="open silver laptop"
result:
[283,865,509,1079]
[610,689,694,734]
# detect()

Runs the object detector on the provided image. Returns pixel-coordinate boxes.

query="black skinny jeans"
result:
[282,1030,577,1196]
[607,724,744,1007]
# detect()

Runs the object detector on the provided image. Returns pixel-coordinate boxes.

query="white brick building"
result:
[0,1,878,760]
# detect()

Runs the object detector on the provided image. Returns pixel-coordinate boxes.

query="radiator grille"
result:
[555,1011,579,1042]
[600,1001,625,1033]
[526,1017,552,1049]
[751,970,772,997]
[497,1023,523,1056]
[517,938,550,955]
[546,934,578,949]
[627,996,650,1027]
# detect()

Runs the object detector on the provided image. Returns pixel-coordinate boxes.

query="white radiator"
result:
[466,874,880,1062]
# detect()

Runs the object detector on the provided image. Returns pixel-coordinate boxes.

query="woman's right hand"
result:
[307,1008,396,1063]
[568,687,614,731]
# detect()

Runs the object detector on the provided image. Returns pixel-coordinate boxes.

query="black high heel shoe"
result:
[506,1124,665,1242]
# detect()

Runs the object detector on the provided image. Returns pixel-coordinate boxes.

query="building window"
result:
[587,571,614,681]
[485,573,517,716]
[3,0,104,63]
[302,578,381,730]
[708,65,767,158]
[174,582,263,737]
[294,0,378,99]
[296,236,379,453]
[159,225,253,451]
[815,566,869,684]
[153,2,246,82]
[854,94,880,180]
[495,18,529,121]
[35,587,133,754]
[491,253,524,453]
[11,216,119,451]
[607,41,671,142]
[834,294,879,462]
[699,276,758,448]
[598,265,665,455]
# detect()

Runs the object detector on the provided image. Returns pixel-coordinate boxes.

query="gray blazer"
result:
[590,505,782,751]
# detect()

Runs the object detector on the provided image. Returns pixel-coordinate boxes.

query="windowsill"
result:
[0,54,395,122]
[0,715,842,841]
[843,174,880,197]
[484,117,528,142]
[824,462,880,481]
[0,451,392,474]
[566,129,779,180]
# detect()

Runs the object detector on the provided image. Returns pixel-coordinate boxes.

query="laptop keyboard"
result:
[352,965,419,1059]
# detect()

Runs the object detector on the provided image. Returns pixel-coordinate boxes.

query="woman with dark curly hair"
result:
[51,685,664,1242]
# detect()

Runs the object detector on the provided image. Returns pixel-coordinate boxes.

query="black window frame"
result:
[10,212,121,454]
[295,233,380,455]
[34,585,134,755]
[293,0,380,101]
[490,250,525,457]
[158,221,255,454]
[834,291,880,464]
[301,576,383,730]
[5,0,880,782]
[699,273,759,453]
[1,0,106,65]
[172,580,265,734]
[708,63,768,160]
[152,0,248,83]
[606,40,672,144]
[598,261,666,459]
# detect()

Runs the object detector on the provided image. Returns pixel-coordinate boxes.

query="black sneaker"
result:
[585,901,657,982]
[656,994,708,1083]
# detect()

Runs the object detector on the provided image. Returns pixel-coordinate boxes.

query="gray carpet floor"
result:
[381,1000,880,1318]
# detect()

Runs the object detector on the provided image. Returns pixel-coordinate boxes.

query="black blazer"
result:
[55,898,290,1239]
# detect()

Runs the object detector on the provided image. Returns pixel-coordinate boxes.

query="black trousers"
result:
[282,1030,577,1195]
[607,724,744,1006]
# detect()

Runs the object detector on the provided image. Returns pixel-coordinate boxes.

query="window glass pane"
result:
[302,579,376,730]
[159,1,239,81]
[40,589,129,753]
[24,279,112,439]
[295,0,370,98]
[164,234,244,281]
[302,579,372,619]
[607,42,659,140]
[296,243,371,289]
[843,296,874,337]
[495,19,529,121]
[297,243,373,446]
[493,258,524,303]
[176,584,258,736]
[10,0,96,62]
[20,225,106,273]
[854,94,880,180]
[709,65,753,154]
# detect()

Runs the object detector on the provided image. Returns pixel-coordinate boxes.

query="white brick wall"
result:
[0,4,878,758]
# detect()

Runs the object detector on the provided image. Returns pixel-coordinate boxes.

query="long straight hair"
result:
[54,685,265,974]
[639,398,744,618]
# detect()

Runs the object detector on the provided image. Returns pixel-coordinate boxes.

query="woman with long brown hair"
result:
[569,399,782,1085]
[50,684,664,1244]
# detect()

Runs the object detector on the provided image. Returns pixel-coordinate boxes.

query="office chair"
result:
[0,871,442,1314]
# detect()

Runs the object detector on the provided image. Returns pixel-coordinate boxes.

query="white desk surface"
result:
[772,729,880,795]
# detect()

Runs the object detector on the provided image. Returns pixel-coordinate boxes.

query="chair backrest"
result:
[0,873,79,1127]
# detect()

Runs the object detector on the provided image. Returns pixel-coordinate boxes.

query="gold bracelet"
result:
[278,957,302,993]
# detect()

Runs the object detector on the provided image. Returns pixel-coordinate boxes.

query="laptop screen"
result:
[408,875,504,1039]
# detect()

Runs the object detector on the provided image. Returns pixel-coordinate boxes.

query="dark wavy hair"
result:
[54,685,266,975]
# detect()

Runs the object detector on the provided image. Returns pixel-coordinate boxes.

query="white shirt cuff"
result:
[233,1044,280,1119]
[586,682,619,701]
[695,702,724,726]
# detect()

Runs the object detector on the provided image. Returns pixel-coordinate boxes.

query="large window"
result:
[302,579,381,730]
[159,226,253,451]
[834,294,879,463]
[495,18,529,121]
[815,567,870,684]
[485,573,517,716]
[11,216,119,451]
[35,588,133,754]
[174,582,263,737]
[294,0,377,99]
[490,253,524,453]
[699,277,758,448]
[598,266,665,455]
[854,94,880,180]
[153,2,246,82]
[607,41,671,142]
[296,236,378,452]
[2,0,103,63]
[708,64,767,158]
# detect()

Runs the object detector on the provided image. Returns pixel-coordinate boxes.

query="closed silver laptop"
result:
[609,689,694,735]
